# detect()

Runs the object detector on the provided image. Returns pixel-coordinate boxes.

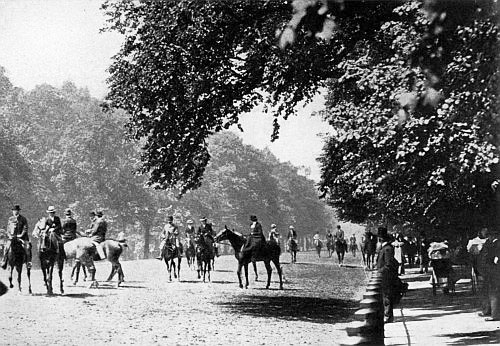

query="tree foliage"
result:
[318,2,499,234]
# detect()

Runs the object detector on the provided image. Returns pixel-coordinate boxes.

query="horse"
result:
[162,240,182,281]
[314,238,322,258]
[33,218,64,295]
[326,238,334,258]
[215,226,283,289]
[4,236,31,294]
[361,233,377,270]
[64,237,127,288]
[349,240,358,257]
[334,238,346,266]
[195,233,214,282]
[184,237,196,269]
[287,238,298,263]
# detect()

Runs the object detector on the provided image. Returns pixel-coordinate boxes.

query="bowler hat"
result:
[168,215,174,222]
[250,215,258,222]
[46,206,56,213]
[64,208,72,216]
[96,210,103,217]
[187,220,194,224]
[12,205,21,211]
[377,227,389,239]
[200,217,207,222]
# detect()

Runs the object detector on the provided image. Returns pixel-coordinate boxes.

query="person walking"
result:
[478,228,500,321]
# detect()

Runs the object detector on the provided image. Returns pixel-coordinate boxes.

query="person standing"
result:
[376,226,398,323]
[1,205,31,269]
[418,232,430,274]
[478,228,500,321]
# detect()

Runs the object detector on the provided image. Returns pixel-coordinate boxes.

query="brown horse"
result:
[33,218,64,295]
[215,227,283,289]
[64,237,126,288]
[5,236,31,294]
[195,233,214,282]
[162,241,182,281]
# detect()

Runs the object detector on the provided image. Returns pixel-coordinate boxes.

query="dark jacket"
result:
[7,214,29,241]
[198,223,214,237]
[45,216,63,236]
[61,216,78,243]
[89,217,107,243]
[377,241,399,292]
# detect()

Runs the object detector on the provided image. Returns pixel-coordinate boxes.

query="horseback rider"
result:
[86,210,107,260]
[268,224,280,244]
[241,215,265,260]
[61,208,84,243]
[1,205,31,270]
[197,217,215,242]
[157,216,179,260]
[44,206,66,259]
[326,229,334,242]
[185,219,196,239]
[313,231,321,244]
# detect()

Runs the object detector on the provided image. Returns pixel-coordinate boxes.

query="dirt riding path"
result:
[0,251,367,345]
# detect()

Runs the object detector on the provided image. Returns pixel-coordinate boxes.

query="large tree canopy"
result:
[318,2,499,234]
[102,0,399,193]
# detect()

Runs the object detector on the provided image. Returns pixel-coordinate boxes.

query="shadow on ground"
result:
[216,295,358,324]
[438,330,500,345]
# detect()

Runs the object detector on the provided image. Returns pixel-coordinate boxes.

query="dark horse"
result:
[215,227,283,289]
[162,240,182,281]
[326,238,334,258]
[34,218,64,295]
[195,233,214,282]
[5,237,31,294]
[361,233,377,270]
[184,236,196,269]
[334,238,347,266]
[287,238,298,263]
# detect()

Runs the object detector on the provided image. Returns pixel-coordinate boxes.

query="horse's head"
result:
[214,226,231,243]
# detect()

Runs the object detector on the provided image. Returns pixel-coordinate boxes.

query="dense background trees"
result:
[102,0,499,239]
[0,68,333,257]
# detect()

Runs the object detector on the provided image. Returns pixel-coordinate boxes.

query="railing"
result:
[340,271,385,345]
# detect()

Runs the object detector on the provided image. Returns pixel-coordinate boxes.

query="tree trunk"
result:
[143,226,151,259]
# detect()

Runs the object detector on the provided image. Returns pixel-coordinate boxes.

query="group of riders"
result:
[0,204,113,270]
[155,214,301,262]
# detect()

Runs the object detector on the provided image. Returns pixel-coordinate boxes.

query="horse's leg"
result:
[264,260,272,289]
[244,263,249,289]
[253,261,258,281]
[107,264,117,281]
[237,262,244,288]
[272,258,283,290]
[58,258,64,294]
[72,262,80,285]
[82,264,87,281]
[173,260,177,279]
[177,257,181,281]
[16,264,22,292]
[26,263,32,294]
[207,259,211,282]
[47,262,54,295]
[8,265,14,289]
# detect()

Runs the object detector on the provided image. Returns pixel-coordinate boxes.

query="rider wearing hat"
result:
[45,206,66,259]
[376,226,398,323]
[61,208,83,243]
[87,209,107,260]
[241,215,265,260]
[1,205,31,270]
[268,224,280,244]
[157,216,180,260]
[287,225,297,241]
[197,217,215,241]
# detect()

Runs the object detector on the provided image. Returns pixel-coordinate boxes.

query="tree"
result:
[317,2,499,235]
[102,0,399,193]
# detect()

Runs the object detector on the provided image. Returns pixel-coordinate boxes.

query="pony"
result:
[64,237,127,288]
[314,238,322,258]
[162,240,182,281]
[361,233,377,270]
[215,226,283,289]
[184,236,196,269]
[287,238,298,263]
[195,233,214,282]
[326,237,334,258]
[4,236,31,294]
[334,237,346,266]
[33,218,64,295]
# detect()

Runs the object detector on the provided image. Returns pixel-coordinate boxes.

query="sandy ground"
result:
[0,250,367,345]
